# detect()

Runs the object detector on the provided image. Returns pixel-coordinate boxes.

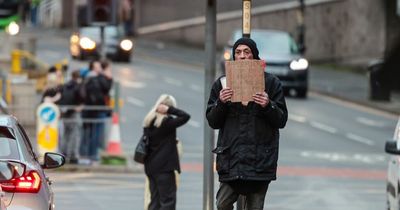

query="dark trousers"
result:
[148,172,176,210]
[216,181,270,210]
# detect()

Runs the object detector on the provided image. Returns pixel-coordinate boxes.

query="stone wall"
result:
[137,0,387,65]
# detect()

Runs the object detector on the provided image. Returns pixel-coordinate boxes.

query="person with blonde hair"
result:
[143,94,190,210]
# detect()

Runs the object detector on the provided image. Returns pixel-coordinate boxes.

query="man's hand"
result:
[219,88,233,103]
[156,104,169,114]
[253,92,270,108]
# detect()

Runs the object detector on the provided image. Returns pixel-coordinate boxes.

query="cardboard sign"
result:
[225,60,265,102]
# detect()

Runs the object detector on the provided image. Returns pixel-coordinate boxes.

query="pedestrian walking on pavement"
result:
[119,0,134,36]
[143,94,190,210]
[58,70,85,164]
[206,37,288,210]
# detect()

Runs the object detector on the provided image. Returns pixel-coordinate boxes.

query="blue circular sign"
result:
[39,107,57,124]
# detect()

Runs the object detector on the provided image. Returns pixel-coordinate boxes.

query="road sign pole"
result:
[204,0,216,210]
[242,0,251,38]
[297,0,306,54]
[100,25,105,59]
[114,81,120,114]
[237,1,252,209]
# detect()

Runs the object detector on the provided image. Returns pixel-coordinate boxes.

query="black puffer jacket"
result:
[206,72,288,182]
[144,107,190,175]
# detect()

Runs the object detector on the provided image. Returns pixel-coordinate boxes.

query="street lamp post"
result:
[236,1,252,209]
[242,0,251,38]
[203,0,216,210]
[297,0,306,54]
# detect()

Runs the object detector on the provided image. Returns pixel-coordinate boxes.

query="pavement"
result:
[1,27,400,173]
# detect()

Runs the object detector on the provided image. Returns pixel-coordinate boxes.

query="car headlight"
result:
[70,34,79,44]
[120,39,133,51]
[79,37,96,50]
[223,50,231,61]
[290,58,309,70]
[6,21,19,36]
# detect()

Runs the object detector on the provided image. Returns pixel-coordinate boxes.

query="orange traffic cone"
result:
[106,112,122,155]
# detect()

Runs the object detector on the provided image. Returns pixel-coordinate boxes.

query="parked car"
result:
[70,25,133,62]
[385,117,400,210]
[220,29,309,98]
[0,115,65,210]
[0,160,26,210]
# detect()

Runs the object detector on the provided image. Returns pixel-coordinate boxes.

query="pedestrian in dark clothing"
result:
[143,94,190,210]
[100,59,113,112]
[58,70,84,164]
[119,0,134,36]
[206,37,288,210]
[80,60,112,163]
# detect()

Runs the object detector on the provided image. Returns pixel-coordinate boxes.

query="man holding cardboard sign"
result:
[206,37,288,210]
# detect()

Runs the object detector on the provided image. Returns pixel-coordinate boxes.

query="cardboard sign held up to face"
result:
[225,60,265,103]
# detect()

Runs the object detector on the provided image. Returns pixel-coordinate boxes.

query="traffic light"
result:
[87,0,118,25]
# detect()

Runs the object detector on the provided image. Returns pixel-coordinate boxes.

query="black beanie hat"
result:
[232,37,260,60]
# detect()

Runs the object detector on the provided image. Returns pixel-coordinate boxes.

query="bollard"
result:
[5,79,11,104]
[11,50,22,74]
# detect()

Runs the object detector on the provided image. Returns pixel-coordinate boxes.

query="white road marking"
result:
[188,120,201,128]
[126,97,146,107]
[164,77,183,87]
[309,121,337,134]
[346,133,375,146]
[119,80,146,89]
[190,84,203,92]
[289,114,307,123]
[356,117,385,128]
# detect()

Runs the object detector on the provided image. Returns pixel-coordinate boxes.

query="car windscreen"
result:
[80,27,101,39]
[80,27,119,39]
[233,31,299,55]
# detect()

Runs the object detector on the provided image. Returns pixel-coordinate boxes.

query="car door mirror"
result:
[0,160,26,181]
[385,141,400,155]
[42,152,65,169]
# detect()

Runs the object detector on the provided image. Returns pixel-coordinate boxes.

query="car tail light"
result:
[0,171,41,193]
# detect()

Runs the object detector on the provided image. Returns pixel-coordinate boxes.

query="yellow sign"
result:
[37,126,58,150]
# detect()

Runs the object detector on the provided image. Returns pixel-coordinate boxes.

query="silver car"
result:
[0,115,65,210]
